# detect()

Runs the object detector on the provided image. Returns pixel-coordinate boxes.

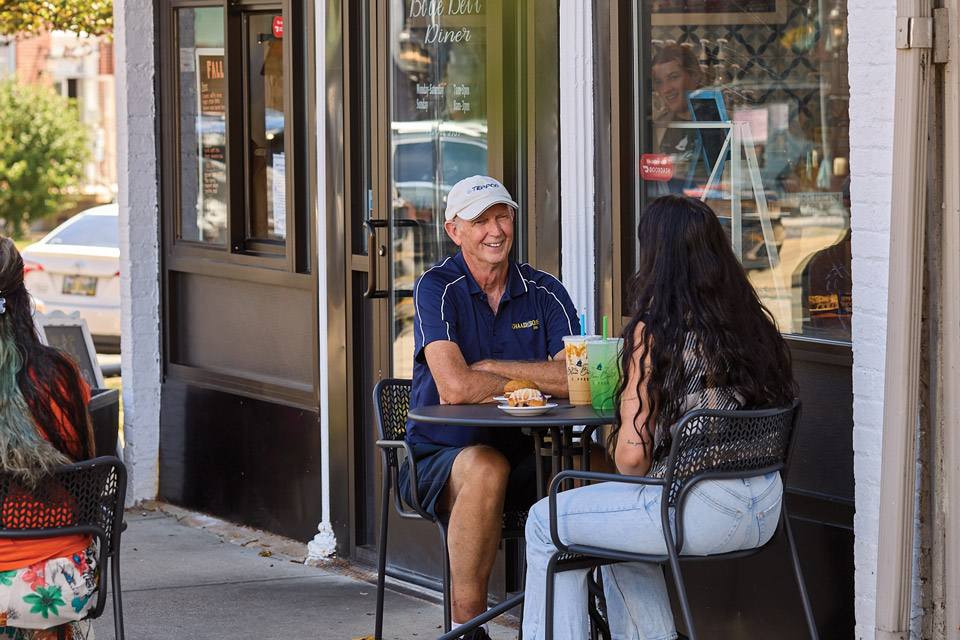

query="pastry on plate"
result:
[507,387,546,407]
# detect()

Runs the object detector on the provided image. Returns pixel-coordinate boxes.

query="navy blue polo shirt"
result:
[406,252,581,447]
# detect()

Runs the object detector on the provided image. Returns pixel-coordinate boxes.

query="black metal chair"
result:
[542,399,818,640]
[373,378,527,640]
[0,455,127,640]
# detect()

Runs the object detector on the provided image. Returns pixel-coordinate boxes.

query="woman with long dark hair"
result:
[521,195,796,640]
[0,237,99,639]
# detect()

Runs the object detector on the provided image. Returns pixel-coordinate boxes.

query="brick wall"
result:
[99,41,114,76]
[16,32,51,84]
[847,1,897,638]
[115,0,161,504]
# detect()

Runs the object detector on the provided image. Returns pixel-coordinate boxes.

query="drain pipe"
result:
[874,2,933,639]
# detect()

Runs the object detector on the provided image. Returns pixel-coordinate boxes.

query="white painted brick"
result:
[855,289,890,320]
[853,378,887,408]
[849,101,897,134]
[856,479,882,512]
[853,229,892,261]
[856,344,890,373]
[849,2,897,627]
[851,255,890,272]
[852,203,893,231]
[116,0,161,505]
[853,148,897,179]
[853,366,886,390]
[853,398,885,426]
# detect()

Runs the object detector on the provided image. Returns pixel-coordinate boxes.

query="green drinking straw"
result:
[602,316,608,341]
[581,314,586,336]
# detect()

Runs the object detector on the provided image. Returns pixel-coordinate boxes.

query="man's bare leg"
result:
[438,445,511,625]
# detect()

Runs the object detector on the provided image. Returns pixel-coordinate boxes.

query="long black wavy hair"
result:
[609,195,795,458]
[0,237,94,481]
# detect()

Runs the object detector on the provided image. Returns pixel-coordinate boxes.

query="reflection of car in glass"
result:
[392,121,488,216]
[22,204,121,353]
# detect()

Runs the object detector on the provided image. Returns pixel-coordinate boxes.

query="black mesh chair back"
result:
[663,403,797,552]
[373,379,435,523]
[373,378,527,640]
[544,399,817,640]
[374,378,452,640]
[375,378,411,442]
[0,455,127,640]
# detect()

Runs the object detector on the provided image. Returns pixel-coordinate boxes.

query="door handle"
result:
[364,219,388,299]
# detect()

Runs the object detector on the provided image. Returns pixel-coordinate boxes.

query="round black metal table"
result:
[406,400,615,498]
[408,400,615,640]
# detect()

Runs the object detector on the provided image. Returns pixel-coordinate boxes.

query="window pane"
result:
[177,7,227,245]
[635,0,851,343]
[440,139,488,186]
[246,13,286,242]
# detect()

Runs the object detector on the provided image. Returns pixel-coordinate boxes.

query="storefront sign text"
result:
[409,0,482,44]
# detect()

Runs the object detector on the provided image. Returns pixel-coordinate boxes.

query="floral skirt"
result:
[0,543,97,639]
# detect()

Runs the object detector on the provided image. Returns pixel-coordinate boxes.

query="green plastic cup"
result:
[586,338,623,411]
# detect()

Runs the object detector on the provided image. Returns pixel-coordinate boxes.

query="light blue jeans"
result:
[521,473,783,640]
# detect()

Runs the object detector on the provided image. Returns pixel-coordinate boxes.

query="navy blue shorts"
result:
[398,430,544,521]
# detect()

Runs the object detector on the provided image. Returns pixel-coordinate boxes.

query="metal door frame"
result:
[325,0,563,566]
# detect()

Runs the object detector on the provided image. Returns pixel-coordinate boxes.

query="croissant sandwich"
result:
[507,387,546,407]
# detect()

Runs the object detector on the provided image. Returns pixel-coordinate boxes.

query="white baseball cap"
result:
[444,175,519,222]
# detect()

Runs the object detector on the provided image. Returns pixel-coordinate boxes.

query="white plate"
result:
[493,394,551,403]
[496,402,558,417]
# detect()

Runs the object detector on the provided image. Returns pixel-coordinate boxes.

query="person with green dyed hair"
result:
[0,237,99,639]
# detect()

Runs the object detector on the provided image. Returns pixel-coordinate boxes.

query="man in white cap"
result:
[398,175,581,639]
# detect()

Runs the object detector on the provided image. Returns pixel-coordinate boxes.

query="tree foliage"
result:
[0,81,90,237]
[0,0,112,37]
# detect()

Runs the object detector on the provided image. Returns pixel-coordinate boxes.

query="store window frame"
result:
[159,0,310,275]
[599,0,853,360]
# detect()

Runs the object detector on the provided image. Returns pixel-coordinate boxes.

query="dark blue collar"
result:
[453,252,529,301]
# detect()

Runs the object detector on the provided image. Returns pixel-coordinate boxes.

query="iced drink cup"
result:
[562,335,600,405]
[586,338,624,411]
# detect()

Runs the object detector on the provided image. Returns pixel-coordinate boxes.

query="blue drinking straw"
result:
[581,314,586,336]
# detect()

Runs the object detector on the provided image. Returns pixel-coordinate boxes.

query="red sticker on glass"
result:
[272,16,283,38]
[640,154,674,181]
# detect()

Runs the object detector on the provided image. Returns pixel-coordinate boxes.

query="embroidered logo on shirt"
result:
[511,319,540,330]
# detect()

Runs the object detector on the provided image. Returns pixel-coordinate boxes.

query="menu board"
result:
[36,312,104,389]
[196,48,227,241]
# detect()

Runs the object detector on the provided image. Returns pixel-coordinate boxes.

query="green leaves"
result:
[0,81,90,237]
[0,0,112,37]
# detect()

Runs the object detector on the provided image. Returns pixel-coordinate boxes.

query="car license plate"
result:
[62,275,97,296]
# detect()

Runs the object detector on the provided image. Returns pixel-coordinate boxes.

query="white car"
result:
[22,204,120,353]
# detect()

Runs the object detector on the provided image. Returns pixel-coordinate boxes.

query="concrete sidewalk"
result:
[91,502,519,640]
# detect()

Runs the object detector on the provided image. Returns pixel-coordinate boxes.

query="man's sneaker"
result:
[459,625,491,640]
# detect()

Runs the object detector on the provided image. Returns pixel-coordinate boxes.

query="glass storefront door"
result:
[352,0,526,595]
